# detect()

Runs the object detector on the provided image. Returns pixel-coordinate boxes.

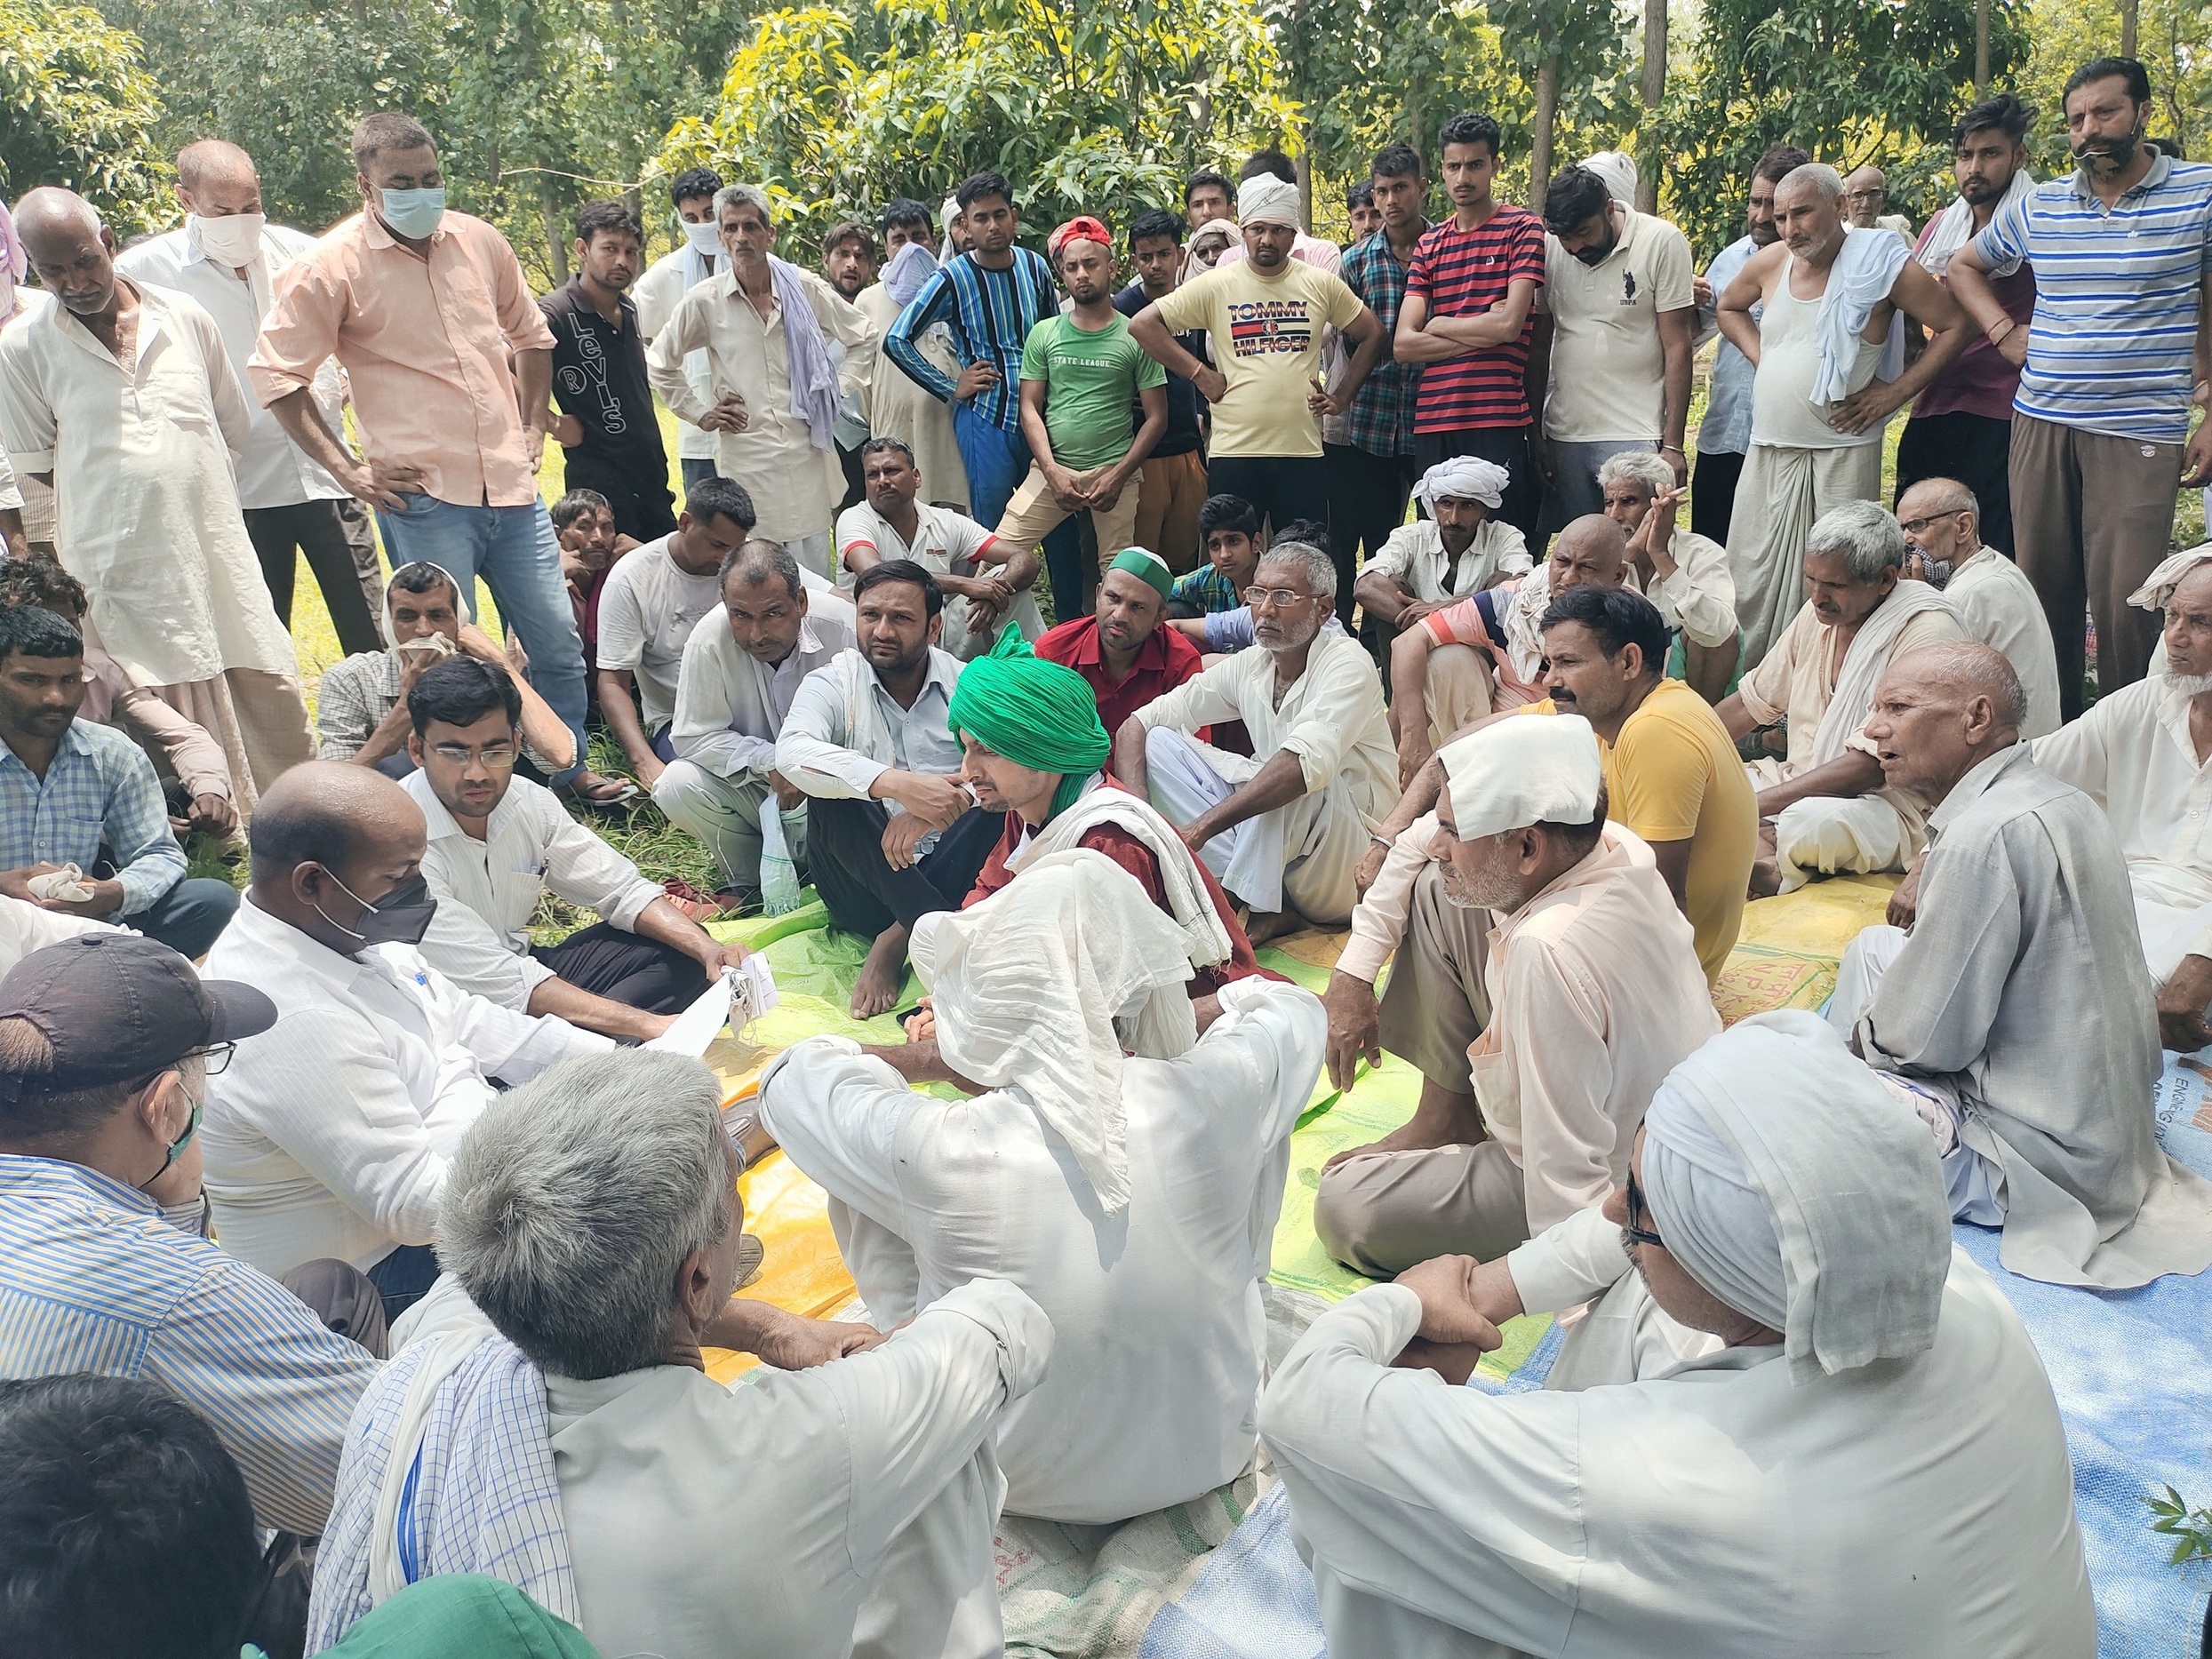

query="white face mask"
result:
[188,211,266,268]
[683,218,722,256]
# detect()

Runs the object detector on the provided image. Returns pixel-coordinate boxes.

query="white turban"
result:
[2128,542,2212,611]
[1436,714,1601,841]
[1236,174,1302,230]
[1581,150,1639,205]
[1412,456,1509,514]
[1641,1010,1952,1384]
[1187,218,1239,271]
[379,561,470,649]
[906,849,1197,1215]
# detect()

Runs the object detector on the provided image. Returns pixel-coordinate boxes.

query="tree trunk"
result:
[1296,134,1314,235]
[1974,0,1990,95]
[2121,0,2138,59]
[1529,48,1560,219]
[540,178,571,286]
[1637,0,1665,214]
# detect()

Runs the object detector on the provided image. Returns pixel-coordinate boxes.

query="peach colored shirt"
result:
[248,211,555,508]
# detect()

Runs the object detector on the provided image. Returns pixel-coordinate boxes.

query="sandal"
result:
[560,769,640,809]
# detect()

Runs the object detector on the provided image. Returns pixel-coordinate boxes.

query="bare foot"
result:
[1244,908,1302,946]
[851,925,908,1019]
[1747,857,1782,899]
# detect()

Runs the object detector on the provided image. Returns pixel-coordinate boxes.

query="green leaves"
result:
[0,0,169,229]
[2147,1481,2212,1567]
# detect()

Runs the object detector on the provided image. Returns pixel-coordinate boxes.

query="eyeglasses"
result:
[184,1042,236,1076]
[1624,1166,1665,1249]
[1243,586,1315,610]
[1897,511,1967,536]
[429,742,518,767]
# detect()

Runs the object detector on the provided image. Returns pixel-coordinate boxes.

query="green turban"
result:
[947,627,1111,819]
[1107,546,1174,602]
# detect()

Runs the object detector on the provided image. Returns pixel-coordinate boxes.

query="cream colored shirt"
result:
[1641,528,1738,649]
[1137,628,1394,820]
[1367,518,1530,603]
[1943,546,2061,738]
[632,244,722,462]
[645,265,875,544]
[1738,597,1966,778]
[0,281,295,686]
[1539,206,1696,443]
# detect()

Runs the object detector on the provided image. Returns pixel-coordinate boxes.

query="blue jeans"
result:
[374,495,587,782]
[128,877,240,960]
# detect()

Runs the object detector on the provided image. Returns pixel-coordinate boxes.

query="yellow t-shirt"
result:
[1520,680,1756,984]
[1154,259,1364,459]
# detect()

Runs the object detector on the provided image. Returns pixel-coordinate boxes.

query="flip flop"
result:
[737,1233,765,1289]
[561,770,640,809]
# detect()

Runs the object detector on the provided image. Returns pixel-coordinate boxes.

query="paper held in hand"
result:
[644,958,781,1058]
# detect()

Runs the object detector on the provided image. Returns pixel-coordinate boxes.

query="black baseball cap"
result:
[0,934,276,1090]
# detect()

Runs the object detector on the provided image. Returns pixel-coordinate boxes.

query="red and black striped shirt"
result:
[1405,205,1547,433]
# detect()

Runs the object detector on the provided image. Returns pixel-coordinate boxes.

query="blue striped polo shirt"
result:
[1974,154,2212,443]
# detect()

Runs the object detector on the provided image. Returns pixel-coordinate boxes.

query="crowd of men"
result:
[1,48,2210,1659]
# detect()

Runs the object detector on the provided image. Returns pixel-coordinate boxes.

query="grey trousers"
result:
[652,762,809,890]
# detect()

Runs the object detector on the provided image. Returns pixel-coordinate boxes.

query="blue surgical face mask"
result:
[379,186,446,241]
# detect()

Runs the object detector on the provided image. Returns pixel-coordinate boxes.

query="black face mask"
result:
[318,870,439,948]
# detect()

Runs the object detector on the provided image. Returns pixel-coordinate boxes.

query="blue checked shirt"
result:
[0,1155,379,1535]
[0,717,185,914]
[885,248,1061,432]
[1339,225,1427,457]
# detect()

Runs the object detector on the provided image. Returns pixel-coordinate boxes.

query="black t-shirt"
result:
[1113,281,1203,459]
[539,277,669,474]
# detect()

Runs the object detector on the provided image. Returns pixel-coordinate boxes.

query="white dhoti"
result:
[1825,922,2009,1224]
[1755,768,1927,894]
[2127,864,2212,985]
[1144,728,1370,924]
[651,762,811,890]
[1728,441,1884,668]
[942,590,1046,663]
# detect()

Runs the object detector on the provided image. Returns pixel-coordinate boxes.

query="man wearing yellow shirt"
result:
[1519,584,1754,982]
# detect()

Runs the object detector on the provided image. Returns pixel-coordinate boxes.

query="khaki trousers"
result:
[1134,450,1209,572]
[994,460,1142,578]
[1421,643,1496,748]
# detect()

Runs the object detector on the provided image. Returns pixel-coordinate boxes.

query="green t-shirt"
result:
[1018,312,1166,470]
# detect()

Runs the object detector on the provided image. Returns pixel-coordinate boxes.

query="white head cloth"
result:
[907,849,1197,1215]
[380,562,471,649]
[1641,1010,1952,1384]
[2129,542,2212,611]
[1412,455,1509,513]
[1581,150,1639,204]
[1436,713,1601,841]
[1187,218,1240,270]
[1237,175,1302,230]
[1916,166,2035,279]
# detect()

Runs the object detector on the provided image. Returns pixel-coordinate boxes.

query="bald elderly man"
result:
[117,140,385,658]
[0,187,314,805]
[1827,642,2212,1290]
[1315,714,1717,1275]
[1388,512,1630,785]
[201,762,611,1315]
[1266,1011,2094,1657]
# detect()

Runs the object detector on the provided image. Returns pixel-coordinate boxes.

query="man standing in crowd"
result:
[1845,164,1917,239]
[884,171,1062,532]
[1036,546,1205,745]
[0,607,240,959]
[1690,145,1809,546]
[859,198,969,512]
[1,187,314,803]
[1948,55,2212,718]
[821,219,880,511]
[633,165,727,494]
[1130,174,1385,536]
[1217,151,1346,274]
[1114,209,1210,571]
[1118,539,1394,937]
[1394,113,1549,538]
[1184,170,1234,235]
[1894,94,2039,555]
[540,200,675,542]
[1000,217,1167,616]
[656,539,857,904]
[116,139,383,658]
[644,184,874,579]
[839,436,1042,658]
[1719,162,1968,665]
[1528,161,1697,530]
[252,112,600,798]
[597,475,758,786]
[401,657,749,1036]
[1334,144,1433,619]
[778,562,1002,1018]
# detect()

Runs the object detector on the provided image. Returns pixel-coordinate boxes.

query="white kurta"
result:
[633,244,723,463]
[1641,528,1738,650]
[644,266,875,546]
[547,1278,1050,1659]
[759,977,1324,1525]
[668,594,857,778]
[1260,1208,2096,1659]
[201,897,610,1277]
[1943,546,2061,738]
[0,282,294,686]
[858,283,969,508]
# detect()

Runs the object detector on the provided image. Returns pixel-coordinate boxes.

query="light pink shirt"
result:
[248,211,555,509]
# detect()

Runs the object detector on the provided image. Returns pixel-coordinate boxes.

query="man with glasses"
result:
[1115,540,1393,940]
[1895,477,2059,737]
[398,657,748,1038]
[1313,714,1715,1277]
[1266,1012,2094,1656]
[0,933,381,1537]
